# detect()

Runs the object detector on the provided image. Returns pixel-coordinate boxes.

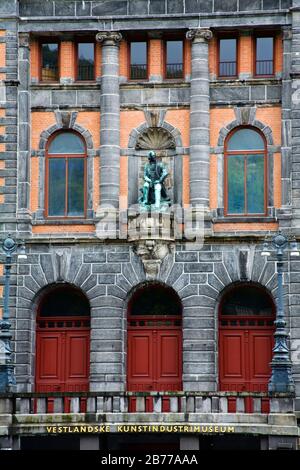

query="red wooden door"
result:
[36,318,90,394]
[219,325,273,392]
[127,327,182,392]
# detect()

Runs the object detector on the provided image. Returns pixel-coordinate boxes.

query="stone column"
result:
[186,29,212,209]
[96,31,122,209]
[280,27,292,219]
[17,33,31,233]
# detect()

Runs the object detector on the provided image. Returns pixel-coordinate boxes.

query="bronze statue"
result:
[139,151,170,210]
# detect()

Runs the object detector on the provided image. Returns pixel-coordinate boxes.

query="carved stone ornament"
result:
[96,31,122,45]
[186,28,213,43]
[134,240,172,280]
[19,33,30,48]
[136,127,176,150]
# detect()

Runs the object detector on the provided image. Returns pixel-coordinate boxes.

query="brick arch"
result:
[217,120,274,147]
[127,121,184,206]
[214,108,276,214]
[128,120,183,151]
[34,113,95,219]
[38,114,94,151]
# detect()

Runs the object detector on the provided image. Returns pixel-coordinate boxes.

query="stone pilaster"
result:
[291,8,300,231]
[186,29,212,210]
[96,31,122,209]
[17,33,31,234]
[278,27,292,227]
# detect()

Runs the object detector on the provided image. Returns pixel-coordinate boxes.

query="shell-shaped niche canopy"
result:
[136,127,176,150]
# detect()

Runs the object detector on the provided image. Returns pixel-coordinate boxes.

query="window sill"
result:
[212,216,277,224]
[32,219,96,226]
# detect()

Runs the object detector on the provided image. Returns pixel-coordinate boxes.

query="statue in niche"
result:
[139,151,170,211]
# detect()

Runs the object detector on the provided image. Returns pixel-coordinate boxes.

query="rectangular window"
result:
[227,155,265,215]
[246,154,265,213]
[166,40,183,79]
[48,157,85,217]
[77,43,95,81]
[41,43,59,82]
[219,38,237,77]
[255,37,274,76]
[68,158,85,216]
[48,158,66,216]
[130,42,147,80]
[227,156,245,214]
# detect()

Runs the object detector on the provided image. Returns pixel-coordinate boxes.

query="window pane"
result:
[49,133,85,154]
[67,158,85,216]
[48,159,66,216]
[227,129,265,151]
[130,42,147,79]
[166,41,183,78]
[78,43,94,80]
[219,39,236,76]
[42,44,59,81]
[227,156,245,214]
[256,37,273,75]
[246,154,265,214]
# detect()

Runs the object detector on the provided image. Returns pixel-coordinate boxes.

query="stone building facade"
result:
[0,0,300,451]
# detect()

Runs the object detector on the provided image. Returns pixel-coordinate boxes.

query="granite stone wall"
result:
[14,242,289,393]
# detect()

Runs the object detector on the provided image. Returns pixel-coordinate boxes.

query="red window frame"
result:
[224,126,268,217]
[254,33,276,78]
[164,38,185,80]
[45,131,87,219]
[217,35,239,79]
[128,40,149,81]
[75,40,96,82]
[39,39,60,83]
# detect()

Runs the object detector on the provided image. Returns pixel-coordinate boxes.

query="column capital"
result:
[186,28,213,43]
[19,33,30,48]
[96,31,122,46]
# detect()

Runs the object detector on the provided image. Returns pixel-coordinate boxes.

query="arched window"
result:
[224,127,267,215]
[46,131,86,217]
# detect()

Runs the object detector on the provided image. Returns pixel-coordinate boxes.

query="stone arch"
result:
[15,247,110,392]
[127,110,184,206]
[214,106,277,214]
[128,120,183,151]
[34,111,95,219]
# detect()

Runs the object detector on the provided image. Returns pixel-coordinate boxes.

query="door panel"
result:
[127,328,182,392]
[219,328,273,393]
[36,329,90,393]
[36,333,63,391]
[249,331,273,390]
[156,331,182,391]
[65,332,90,392]
[219,331,246,390]
[128,331,154,391]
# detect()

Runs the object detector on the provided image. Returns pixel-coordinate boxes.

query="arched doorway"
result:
[127,282,182,395]
[35,285,90,395]
[219,284,275,411]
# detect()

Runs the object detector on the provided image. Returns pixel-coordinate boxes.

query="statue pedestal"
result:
[128,210,175,242]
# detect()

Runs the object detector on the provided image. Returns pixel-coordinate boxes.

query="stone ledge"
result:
[5,413,298,437]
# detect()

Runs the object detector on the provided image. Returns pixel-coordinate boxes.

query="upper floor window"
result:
[130,42,147,80]
[77,42,95,81]
[165,40,183,79]
[41,42,59,82]
[218,38,237,78]
[225,127,267,216]
[255,36,274,76]
[46,132,86,218]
